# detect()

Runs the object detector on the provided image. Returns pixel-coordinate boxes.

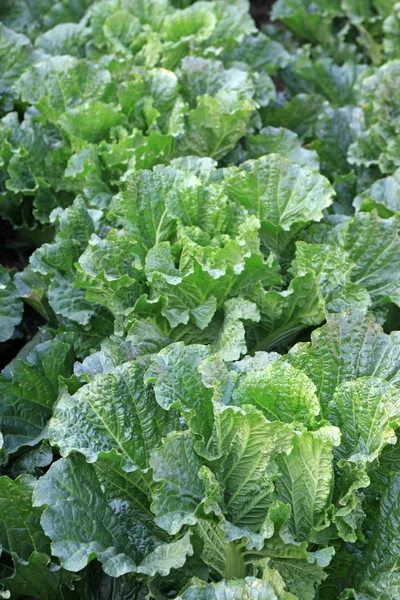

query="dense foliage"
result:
[1,0,400,597]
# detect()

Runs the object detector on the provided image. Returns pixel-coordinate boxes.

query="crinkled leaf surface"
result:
[15,56,113,123]
[145,343,214,440]
[290,242,371,313]
[353,169,400,216]
[176,93,254,161]
[33,453,192,577]
[350,470,400,598]
[0,24,38,113]
[49,361,178,469]
[247,126,319,169]
[328,377,400,463]
[232,361,320,427]
[224,155,334,254]
[288,310,400,415]
[274,427,340,542]
[150,430,205,535]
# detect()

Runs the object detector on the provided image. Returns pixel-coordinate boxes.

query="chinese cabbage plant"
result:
[1,0,400,599]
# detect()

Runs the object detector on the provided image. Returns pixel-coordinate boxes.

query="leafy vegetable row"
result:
[1,0,400,598]
[2,311,400,598]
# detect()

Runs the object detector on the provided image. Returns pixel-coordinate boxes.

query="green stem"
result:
[224,542,246,580]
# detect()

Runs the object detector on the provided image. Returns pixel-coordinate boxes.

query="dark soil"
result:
[0,217,35,271]
[0,217,37,370]
[250,0,274,26]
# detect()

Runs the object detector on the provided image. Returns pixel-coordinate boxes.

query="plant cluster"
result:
[1,0,400,598]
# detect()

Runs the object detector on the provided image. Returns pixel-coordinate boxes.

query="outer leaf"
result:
[383,5,400,59]
[138,531,193,577]
[224,155,334,254]
[33,454,191,576]
[61,561,145,600]
[351,471,400,598]
[0,552,79,600]
[288,310,400,415]
[0,475,50,560]
[338,212,400,307]
[150,431,205,535]
[0,267,23,343]
[150,404,294,544]
[261,93,325,139]
[64,144,112,208]
[348,61,400,174]
[210,405,294,533]
[225,32,291,75]
[14,266,51,321]
[231,351,281,375]
[290,242,371,313]
[161,2,217,42]
[0,112,71,224]
[353,169,400,216]
[232,361,320,427]
[145,343,213,441]
[35,456,125,575]
[248,273,325,351]
[49,361,177,470]
[0,24,37,113]
[6,442,53,478]
[31,197,102,275]
[247,126,319,169]
[328,377,400,463]
[331,461,370,544]
[108,166,184,250]
[48,273,96,325]
[58,101,123,150]
[178,57,255,108]
[177,577,278,599]
[271,0,340,44]
[34,22,90,57]
[274,427,340,542]
[312,106,365,175]
[176,93,254,161]
[269,554,330,600]
[292,58,362,106]
[15,56,113,123]
[0,339,73,453]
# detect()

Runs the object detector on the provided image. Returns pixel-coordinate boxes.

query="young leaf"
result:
[224,155,334,254]
[290,242,371,313]
[15,56,113,123]
[328,377,400,463]
[288,310,400,415]
[274,427,340,542]
[232,361,320,427]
